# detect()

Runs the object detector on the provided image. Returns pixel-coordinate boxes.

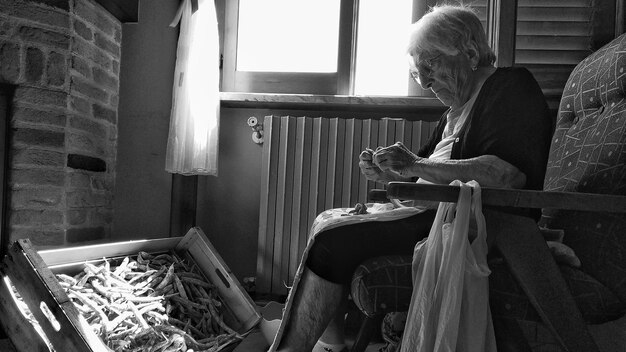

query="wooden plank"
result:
[386,183,626,213]
[486,209,599,351]
[176,228,261,333]
[0,276,52,352]
[39,237,181,268]
[3,240,105,352]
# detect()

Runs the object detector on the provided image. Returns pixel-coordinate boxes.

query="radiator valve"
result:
[247,116,264,144]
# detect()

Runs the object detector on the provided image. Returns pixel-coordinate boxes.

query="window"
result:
[222,0,621,97]
[223,0,436,96]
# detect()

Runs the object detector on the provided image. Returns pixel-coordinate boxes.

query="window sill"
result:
[219,92,446,114]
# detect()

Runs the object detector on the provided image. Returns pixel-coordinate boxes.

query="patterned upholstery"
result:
[351,33,626,342]
[540,33,626,305]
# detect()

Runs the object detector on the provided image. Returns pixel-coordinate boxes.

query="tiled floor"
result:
[232,329,386,352]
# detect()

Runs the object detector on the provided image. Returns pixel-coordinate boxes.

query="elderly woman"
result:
[270,5,554,352]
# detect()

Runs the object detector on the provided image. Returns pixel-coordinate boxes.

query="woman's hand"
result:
[372,142,420,177]
[359,147,410,184]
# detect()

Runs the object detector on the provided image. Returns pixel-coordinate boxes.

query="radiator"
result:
[256,116,439,295]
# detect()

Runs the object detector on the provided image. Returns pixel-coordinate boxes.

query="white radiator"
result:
[256,116,439,295]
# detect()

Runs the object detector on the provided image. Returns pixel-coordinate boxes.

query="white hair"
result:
[407,4,496,66]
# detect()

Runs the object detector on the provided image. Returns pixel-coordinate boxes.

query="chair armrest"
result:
[386,182,626,213]
[367,189,389,203]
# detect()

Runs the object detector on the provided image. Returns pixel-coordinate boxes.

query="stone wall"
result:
[0,0,121,247]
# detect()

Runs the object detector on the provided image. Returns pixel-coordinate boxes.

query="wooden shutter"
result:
[515,0,598,98]
[474,0,617,99]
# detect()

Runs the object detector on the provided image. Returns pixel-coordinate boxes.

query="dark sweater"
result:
[418,67,555,191]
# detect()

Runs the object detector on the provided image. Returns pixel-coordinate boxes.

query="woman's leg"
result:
[277,210,436,351]
[277,268,346,352]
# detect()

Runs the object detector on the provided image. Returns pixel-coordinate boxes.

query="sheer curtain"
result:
[166,0,220,176]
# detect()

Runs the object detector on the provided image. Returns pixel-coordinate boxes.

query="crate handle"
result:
[215,268,230,288]
[40,301,61,332]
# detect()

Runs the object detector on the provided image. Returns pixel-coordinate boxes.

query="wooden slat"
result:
[176,228,261,333]
[516,50,590,65]
[3,240,105,352]
[39,237,181,267]
[517,21,591,36]
[0,275,54,352]
[518,0,591,7]
[516,7,592,22]
[516,35,592,51]
[486,209,599,351]
[386,183,626,213]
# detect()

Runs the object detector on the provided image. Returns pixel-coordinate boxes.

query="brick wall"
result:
[0,0,121,247]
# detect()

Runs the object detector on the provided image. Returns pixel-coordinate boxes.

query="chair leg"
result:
[492,316,532,352]
[485,209,599,352]
[350,313,384,352]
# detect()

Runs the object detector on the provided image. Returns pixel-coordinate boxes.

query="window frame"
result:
[222,0,622,98]
[222,0,436,95]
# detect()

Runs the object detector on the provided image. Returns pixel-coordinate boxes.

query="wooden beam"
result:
[385,183,626,213]
[487,0,518,67]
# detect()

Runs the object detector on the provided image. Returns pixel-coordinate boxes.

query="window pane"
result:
[236,0,340,73]
[353,0,413,96]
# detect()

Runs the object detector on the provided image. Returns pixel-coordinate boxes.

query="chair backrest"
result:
[541,33,626,304]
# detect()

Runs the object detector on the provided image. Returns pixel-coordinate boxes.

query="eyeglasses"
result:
[410,54,442,83]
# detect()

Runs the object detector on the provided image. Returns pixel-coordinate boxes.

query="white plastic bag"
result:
[400,180,497,352]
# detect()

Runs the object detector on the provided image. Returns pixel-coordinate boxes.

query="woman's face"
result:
[410,52,474,109]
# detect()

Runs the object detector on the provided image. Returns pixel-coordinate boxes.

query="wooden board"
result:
[0,227,261,352]
[176,228,261,333]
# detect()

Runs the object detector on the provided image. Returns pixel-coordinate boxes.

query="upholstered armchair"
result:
[349,33,626,352]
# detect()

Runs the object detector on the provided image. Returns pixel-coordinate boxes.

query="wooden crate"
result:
[0,227,261,352]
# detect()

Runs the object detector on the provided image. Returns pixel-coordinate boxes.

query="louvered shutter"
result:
[472,0,614,99]
[516,0,595,98]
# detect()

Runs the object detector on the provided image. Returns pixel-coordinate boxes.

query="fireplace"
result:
[0,0,123,248]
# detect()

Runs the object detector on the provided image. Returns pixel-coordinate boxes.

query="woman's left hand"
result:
[372,142,420,177]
